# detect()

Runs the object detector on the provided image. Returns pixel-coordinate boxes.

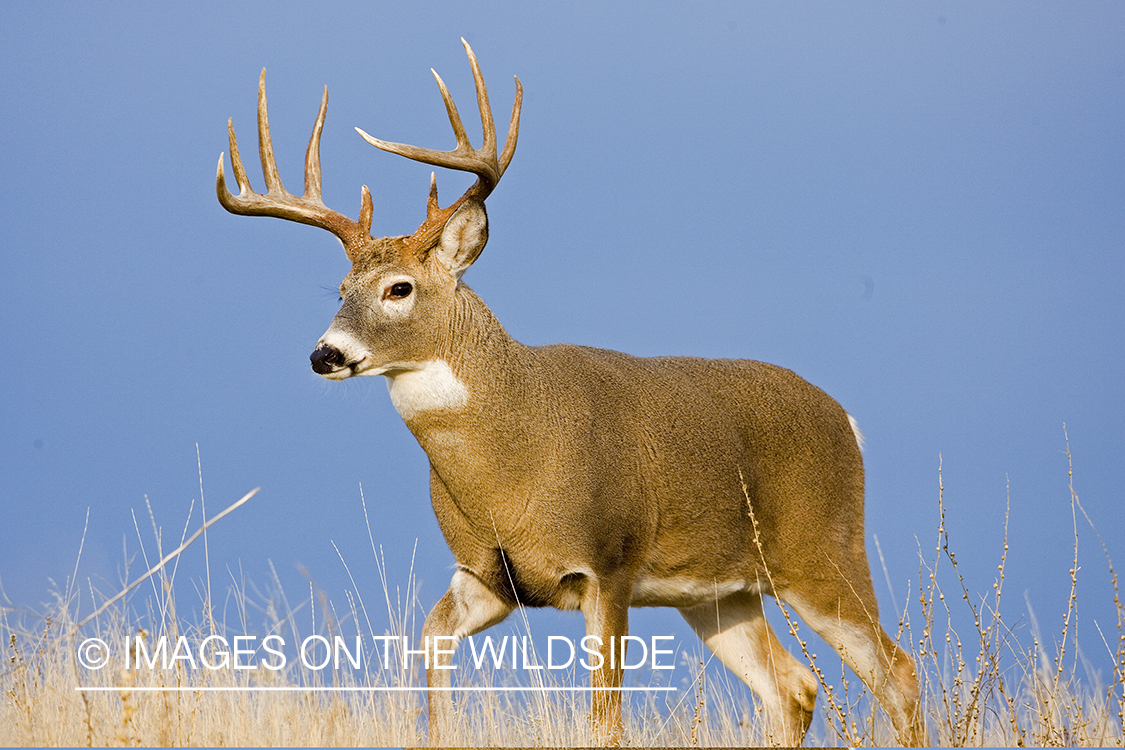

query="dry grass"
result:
[2,441,1123,746]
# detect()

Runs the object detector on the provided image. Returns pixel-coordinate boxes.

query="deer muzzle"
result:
[310,345,347,375]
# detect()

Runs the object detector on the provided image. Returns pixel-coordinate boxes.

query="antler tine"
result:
[304,85,329,203]
[217,69,372,254]
[431,68,472,154]
[463,38,497,163]
[355,41,522,210]
[359,185,373,237]
[256,70,284,195]
[498,76,522,176]
[222,119,252,196]
[426,173,441,220]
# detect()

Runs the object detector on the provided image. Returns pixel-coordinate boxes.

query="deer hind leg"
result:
[781,582,927,747]
[680,591,818,746]
[423,569,514,746]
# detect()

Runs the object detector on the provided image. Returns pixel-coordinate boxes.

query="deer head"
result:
[216,39,521,383]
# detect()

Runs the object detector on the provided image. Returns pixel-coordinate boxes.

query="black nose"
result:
[310,345,346,374]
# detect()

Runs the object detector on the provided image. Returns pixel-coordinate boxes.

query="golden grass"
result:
[2,441,1122,746]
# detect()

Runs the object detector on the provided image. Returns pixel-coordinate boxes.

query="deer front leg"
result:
[423,569,513,746]
[581,577,632,747]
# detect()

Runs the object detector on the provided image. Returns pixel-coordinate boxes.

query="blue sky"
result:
[2,1,1123,695]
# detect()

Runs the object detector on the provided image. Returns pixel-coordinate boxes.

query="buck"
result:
[216,40,927,747]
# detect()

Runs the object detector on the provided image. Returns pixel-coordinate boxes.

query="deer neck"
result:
[384,285,539,531]
[384,283,531,442]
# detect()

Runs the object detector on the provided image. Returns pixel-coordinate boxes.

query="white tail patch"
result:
[847,414,865,452]
[386,360,469,419]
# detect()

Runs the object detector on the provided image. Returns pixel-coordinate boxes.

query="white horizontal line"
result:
[75,686,677,693]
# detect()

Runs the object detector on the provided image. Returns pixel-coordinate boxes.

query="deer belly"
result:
[630,574,750,607]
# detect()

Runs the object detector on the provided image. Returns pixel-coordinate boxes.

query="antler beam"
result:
[216,70,373,258]
[355,38,522,229]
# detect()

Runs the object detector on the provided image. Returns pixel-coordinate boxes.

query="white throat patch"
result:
[385,360,469,419]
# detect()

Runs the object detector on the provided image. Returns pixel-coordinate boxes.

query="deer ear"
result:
[436,198,489,280]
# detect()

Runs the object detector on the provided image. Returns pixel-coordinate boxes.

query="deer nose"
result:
[310,345,346,374]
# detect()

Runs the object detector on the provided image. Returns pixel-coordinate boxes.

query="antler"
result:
[216,69,374,260]
[355,38,522,249]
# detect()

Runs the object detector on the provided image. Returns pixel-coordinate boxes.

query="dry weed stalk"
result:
[900,434,1124,748]
[690,659,705,746]
[911,457,1023,746]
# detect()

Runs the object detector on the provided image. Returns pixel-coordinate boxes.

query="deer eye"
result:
[386,281,413,300]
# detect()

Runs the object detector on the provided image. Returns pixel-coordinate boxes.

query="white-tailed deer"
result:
[217,40,927,747]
